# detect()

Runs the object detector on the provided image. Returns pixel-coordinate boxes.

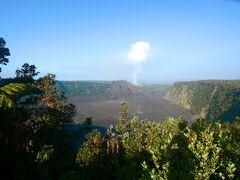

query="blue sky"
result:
[1,0,240,83]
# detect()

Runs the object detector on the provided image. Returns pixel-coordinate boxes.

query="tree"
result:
[116,102,129,133]
[82,117,93,133]
[185,123,235,180]
[0,37,10,73]
[76,130,104,167]
[0,82,35,149]
[16,63,39,79]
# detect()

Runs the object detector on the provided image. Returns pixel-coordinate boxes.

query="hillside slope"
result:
[56,80,142,98]
[109,80,142,99]
[164,80,240,121]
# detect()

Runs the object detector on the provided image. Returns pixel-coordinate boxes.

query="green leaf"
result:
[0,83,33,108]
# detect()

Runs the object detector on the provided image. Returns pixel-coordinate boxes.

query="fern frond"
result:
[0,83,33,109]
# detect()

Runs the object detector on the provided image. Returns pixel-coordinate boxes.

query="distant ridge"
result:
[56,80,141,99]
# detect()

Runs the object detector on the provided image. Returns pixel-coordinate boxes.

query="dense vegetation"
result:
[56,81,112,95]
[164,80,240,121]
[1,38,240,179]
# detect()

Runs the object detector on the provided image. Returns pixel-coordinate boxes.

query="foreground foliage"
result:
[71,106,240,180]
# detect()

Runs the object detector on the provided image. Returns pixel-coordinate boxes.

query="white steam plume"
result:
[128,41,150,84]
[132,65,142,85]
